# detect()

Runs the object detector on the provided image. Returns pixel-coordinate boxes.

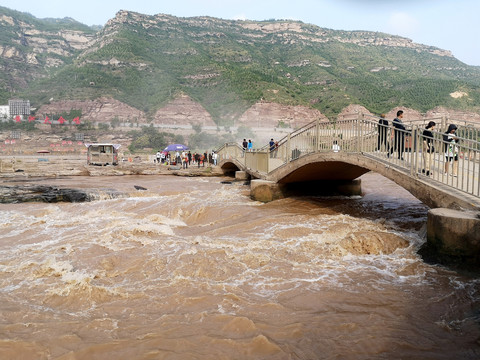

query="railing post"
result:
[355,114,359,152]
[358,112,364,152]
[287,133,291,163]
[411,125,418,176]
[316,117,320,151]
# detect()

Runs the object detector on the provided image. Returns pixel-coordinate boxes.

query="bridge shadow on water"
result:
[268,176,480,276]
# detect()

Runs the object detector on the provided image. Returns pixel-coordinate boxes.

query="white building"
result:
[0,105,9,120]
[9,99,30,116]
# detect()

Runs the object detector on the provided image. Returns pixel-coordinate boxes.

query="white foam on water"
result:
[2,174,478,358]
[145,213,187,227]
[169,212,433,295]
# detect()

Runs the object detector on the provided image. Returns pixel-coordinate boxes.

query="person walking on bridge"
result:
[388,110,406,160]
[443,124,459,177]
[422,121,436,176]
[242,139,248,157]
[377,114,389,151]
[269,138,275,158]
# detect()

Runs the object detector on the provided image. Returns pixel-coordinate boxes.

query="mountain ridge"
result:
[1,6,479,126]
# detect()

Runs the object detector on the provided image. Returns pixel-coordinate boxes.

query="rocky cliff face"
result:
[426,107,480,123]
[153,94,216,127]
[0,11,95,92]
[35,95,480,130]
[37,97,146,124]
[237,102,328,128]
[1,7,479,130]
[0,20,92,57]
[36,94,218,127]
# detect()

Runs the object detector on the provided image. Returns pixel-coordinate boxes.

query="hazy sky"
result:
[1,0,479,66]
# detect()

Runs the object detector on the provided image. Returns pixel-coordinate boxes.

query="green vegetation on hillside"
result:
[127,126,184,153]
[1,7,480,122]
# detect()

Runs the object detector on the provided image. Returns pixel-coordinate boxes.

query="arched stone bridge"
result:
[216,115,480,262]
[220,151,480,211]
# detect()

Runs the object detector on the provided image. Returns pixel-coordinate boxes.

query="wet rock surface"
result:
[0,184,127,203]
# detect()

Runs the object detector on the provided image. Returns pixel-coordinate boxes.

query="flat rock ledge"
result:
[0,185,127,203]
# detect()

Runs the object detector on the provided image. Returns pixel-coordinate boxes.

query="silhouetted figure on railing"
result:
[388,110,406,160]
[269,138,275,158]
[292,147,301,160]
[377,114,389,151]
[443,124,459,177]
[422,121,436,176]
[332,140,340,152]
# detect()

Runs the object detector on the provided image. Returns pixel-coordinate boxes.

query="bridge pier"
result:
[425,208,480,264]
[235,171,249,181]
[250,179,362,202]
[250,180,284,202]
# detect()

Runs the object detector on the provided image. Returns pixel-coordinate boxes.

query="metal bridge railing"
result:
[217,114,480,199]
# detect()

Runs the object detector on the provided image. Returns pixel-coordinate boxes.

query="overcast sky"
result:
[1,0,479,66]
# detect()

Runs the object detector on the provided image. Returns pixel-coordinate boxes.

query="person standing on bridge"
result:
[377,114,389,152]
[388,110,406,160]
[242,139,248,156]
[203,151,208,167]
[332,140,340,152]
[247,139,253,152]
[269,138,275,158]
[443,124,459,177]
[422,121,436,176]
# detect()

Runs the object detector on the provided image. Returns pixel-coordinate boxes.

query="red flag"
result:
[28,116,36,122]
[73,117,81,125]
[58,116,65,124]
[15,115,21,122]
[44,116,51,124]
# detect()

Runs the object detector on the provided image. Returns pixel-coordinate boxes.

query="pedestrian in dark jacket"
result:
[422,121,436,176]
[389,110,406,160]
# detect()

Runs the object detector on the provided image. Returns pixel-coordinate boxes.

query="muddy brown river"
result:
[0,173,479,359]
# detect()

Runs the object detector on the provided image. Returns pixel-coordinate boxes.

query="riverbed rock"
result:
[339,231,409,255]
[0,184,127,203]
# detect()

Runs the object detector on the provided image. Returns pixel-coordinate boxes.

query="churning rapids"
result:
[0,173,479,359]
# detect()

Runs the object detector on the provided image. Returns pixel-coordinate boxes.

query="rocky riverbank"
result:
[0,155,224,202]
[0,183,127,203]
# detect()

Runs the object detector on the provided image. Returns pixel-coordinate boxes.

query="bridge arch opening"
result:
[264,161,368,198]
[276,161,370,184]
[220,161,241,177]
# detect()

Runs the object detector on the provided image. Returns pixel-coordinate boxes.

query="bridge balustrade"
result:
[364,117,480,196]
[216,142,245,163]
[218,113,480,199]
[245,151,269,173]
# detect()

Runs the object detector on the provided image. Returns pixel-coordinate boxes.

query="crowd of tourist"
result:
[154,149,218,168]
